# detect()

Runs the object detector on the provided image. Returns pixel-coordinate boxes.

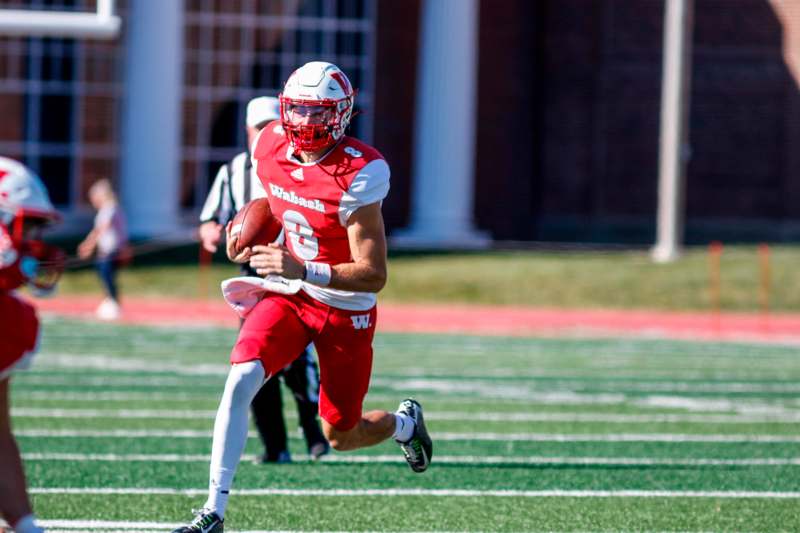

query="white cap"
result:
[246,96,280,128]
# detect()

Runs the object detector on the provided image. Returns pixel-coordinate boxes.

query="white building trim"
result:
[120,0,184,237]
[392,0,489,249]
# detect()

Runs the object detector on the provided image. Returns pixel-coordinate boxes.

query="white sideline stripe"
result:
[12,408,218,419]
[21,452,800,466]
[15,428,800,442]
[431,412,800,424]
[378,377,800,394]
[38,520,532,533]
[19,372,800,394]
[37,351,800,385]
[39,523,741,533]
[18,390,800,416]
[40,521,175,530]
[29,487,800,498]
[12,407,800,424]
[39,523,503,533]
[33,523,759,533]
[14,389,640,407]
[20,391,215,401]
[40,521,764,533]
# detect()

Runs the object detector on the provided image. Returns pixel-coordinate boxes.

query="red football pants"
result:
[231,290,377,430]
[0,292,39,379]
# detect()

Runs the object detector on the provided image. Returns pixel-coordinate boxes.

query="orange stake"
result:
[758,243,771,333]
[708,241,723,315]
[198,245,212,300]
[758,243,771,312]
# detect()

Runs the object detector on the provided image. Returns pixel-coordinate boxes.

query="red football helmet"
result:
[0,157,64,293]
[279,61,355,152]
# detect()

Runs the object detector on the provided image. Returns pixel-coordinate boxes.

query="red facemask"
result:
[279,98,346,152]
[19,238,65,294]
[0,216,65,294]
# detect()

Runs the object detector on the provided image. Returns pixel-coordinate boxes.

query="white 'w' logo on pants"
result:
[350,314,371,330]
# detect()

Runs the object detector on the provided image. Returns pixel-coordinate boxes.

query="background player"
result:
[171,62,432,533]
[0,156,64,533]
[198,96,328,463]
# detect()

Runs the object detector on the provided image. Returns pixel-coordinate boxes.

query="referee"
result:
[198,96,329,462]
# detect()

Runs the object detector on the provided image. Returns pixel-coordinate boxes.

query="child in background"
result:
[77,179,128,320]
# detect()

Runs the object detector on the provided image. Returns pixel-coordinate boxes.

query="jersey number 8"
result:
[282,210,319,260]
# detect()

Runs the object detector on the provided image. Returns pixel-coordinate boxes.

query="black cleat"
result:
[254,450,292,464]
[395,398,433,473]
[170,508,223,533]
[309,441,330,461]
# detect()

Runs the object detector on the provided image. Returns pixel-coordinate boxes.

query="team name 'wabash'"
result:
[268,183,325,213]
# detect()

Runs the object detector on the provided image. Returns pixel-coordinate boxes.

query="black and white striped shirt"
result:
[199,151,266,225]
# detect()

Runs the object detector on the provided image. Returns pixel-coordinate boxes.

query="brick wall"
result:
[376,0,800,242]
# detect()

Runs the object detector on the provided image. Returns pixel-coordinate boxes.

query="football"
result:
[229,198,282,255]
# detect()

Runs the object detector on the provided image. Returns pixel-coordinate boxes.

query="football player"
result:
[198,96,329,465]
[171,62,432,533]
[0,157,64,533]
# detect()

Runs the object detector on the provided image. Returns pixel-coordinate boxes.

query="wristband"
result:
[303,261,331,286]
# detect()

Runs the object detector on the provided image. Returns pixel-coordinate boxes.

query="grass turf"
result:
[53,245,800,311]
[10,318,800,532]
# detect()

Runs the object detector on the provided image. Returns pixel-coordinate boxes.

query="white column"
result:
[652,0,694,263]
[392,0,489,248]
[120,0,183,237]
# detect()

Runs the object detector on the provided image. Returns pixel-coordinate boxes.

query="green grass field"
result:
[57,246,800,311]
[9,318,800,532]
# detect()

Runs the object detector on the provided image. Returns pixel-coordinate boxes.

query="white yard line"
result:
[40,520,176,530]
[17,372,800,394]
[375,377,800,394]
[38,522,506,533]
[15,376,217,387]
[18,391,214,402]
[12,408,219,419]
[36,354,228,376]
[32,520,761,533]
[14,390,632,406]
[15,428,800,442]
[12,407,800,424]
[436,432,800,442]
[28,487,800,498]
[17,390,800,416]
[414,411,800,424]
[21,452,800,466]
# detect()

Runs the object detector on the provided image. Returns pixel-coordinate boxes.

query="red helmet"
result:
[279,61,355,152]
[0,157,64,293]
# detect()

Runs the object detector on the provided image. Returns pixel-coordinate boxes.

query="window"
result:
[182,0,377,210]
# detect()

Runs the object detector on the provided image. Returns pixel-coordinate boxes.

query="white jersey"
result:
[95,203,127,257]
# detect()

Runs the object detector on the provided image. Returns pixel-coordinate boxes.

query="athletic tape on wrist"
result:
[303,261,331,286]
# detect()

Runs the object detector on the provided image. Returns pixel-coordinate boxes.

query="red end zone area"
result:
[30,294,800,344]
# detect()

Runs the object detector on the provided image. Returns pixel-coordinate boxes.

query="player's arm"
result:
[77,222,107,259]
[198,221,223,253]
[199,164,232,225]
[331,201,387,292]
[248,202,388,293]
